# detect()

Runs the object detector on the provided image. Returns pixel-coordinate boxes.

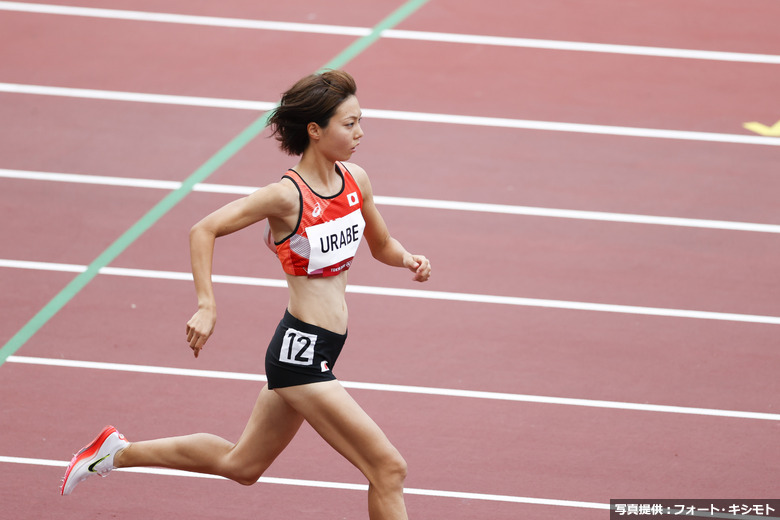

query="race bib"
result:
[305,209,365,274]
[279,328,317,366]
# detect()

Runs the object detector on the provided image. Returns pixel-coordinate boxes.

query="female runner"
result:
[60,69,431,520]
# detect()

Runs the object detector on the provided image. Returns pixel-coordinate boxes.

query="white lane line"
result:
[371,196,780,234]
[0,456,607,509]
[1,2,778,64]
[2,259,779,326]
[7,356,780,421]
[0,2,370,35]
[7,356,267,381]
[0,259,87,273]
[1,83,779,146]
[3,168,779,234]
[361,107,780,146]
[0,168,184,190]
[0,82,278,111]
[382,29,780,64]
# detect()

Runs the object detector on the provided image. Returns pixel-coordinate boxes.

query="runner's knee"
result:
[228,465,264,486]
[372,452,407,491]
[221,450,266,486]
[234,473,262,486]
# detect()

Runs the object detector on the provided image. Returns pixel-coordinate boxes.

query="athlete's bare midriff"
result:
[285,271,349,334]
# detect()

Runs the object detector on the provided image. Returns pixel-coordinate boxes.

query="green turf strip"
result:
[0,0,429,366]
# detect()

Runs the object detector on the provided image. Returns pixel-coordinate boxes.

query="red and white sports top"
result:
[265,162,365,277]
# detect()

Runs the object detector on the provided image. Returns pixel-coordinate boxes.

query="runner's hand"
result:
[186,307,216,358]
[405,254,431,282]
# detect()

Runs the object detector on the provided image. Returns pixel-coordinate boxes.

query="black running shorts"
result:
[265,310,347,390]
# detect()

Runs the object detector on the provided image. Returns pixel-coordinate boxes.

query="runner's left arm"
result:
[349,163,431,283]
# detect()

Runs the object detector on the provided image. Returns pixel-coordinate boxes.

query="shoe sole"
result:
[61,425,117,496]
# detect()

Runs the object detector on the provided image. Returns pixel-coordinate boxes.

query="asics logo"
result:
[88,454,111,473]
[312,202,322,218]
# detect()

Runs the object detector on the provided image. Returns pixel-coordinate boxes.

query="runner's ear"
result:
[307,122,321,141]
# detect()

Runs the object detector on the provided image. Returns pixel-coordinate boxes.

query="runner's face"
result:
[320,95,363,161]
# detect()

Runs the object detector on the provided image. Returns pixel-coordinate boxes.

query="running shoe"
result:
[61,425,129,496]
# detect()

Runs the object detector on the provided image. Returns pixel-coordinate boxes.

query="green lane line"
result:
[0,0,429,366]
[318,0,429,71]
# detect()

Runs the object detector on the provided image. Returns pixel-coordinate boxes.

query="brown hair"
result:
[267,70,358,156]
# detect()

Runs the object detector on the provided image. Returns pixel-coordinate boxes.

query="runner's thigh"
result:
[229,385,305,475]
[275,381,402,478]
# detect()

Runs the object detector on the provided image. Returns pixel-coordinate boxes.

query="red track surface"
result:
[1,1,778,519]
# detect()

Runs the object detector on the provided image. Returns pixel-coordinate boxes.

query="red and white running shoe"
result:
[61,425,129,496]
